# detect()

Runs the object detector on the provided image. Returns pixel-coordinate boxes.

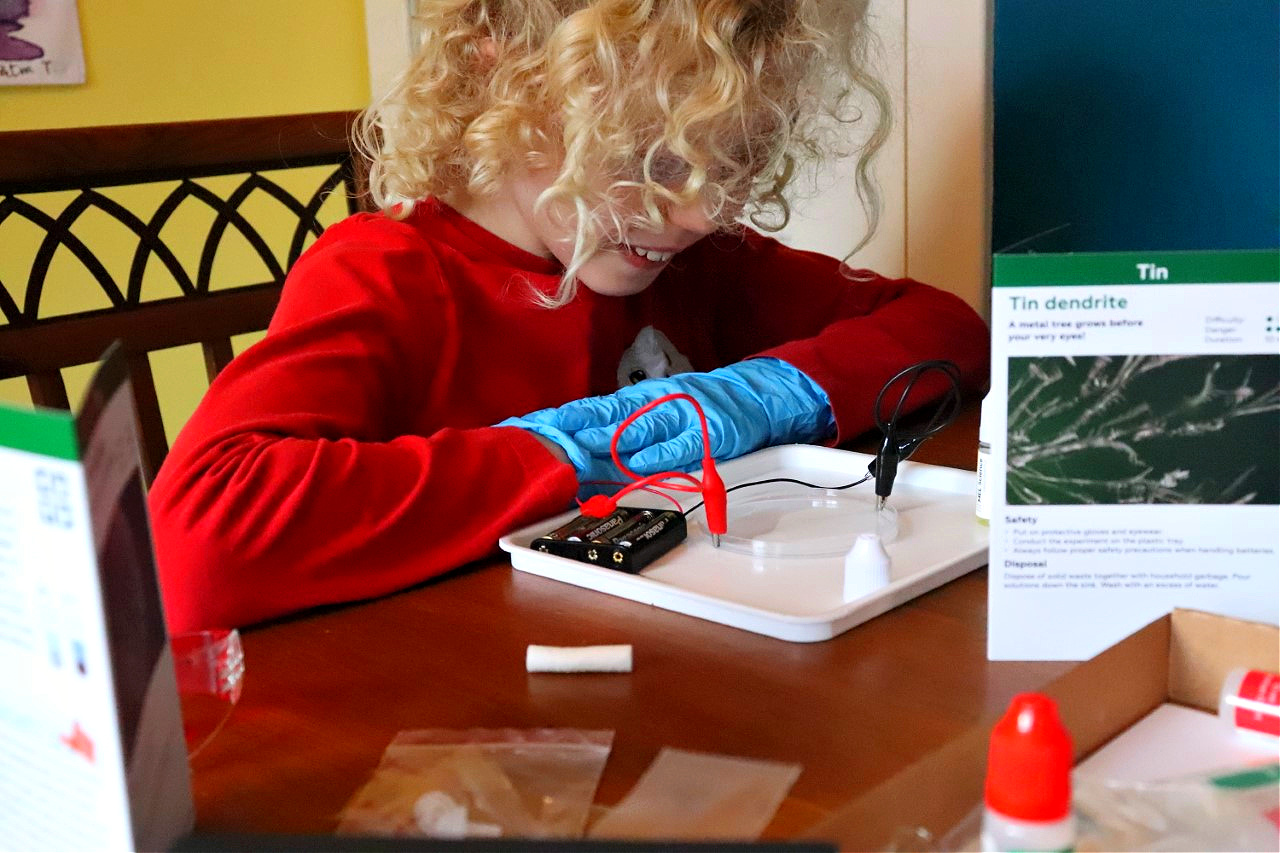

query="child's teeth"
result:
[635,247,672,262]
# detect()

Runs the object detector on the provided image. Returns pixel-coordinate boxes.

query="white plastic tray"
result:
[499,444,988,642]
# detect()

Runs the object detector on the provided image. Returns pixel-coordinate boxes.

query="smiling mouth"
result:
[622,243,677,265]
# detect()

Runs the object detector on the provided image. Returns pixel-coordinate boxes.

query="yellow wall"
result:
[1,0,370,131]
[1,1,372,429]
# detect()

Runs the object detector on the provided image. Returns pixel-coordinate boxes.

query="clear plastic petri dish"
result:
[690,491,898,557]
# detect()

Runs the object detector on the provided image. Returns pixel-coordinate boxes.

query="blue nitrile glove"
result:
[552,358,835,474]
[498,413,630,489]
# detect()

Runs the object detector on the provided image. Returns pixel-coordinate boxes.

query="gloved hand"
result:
[546,357,835,474]
[497,413,634,490]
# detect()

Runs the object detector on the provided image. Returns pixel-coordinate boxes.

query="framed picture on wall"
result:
[0,0,85,87]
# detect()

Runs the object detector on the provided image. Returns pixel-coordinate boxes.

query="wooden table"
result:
[188,405,1072,844]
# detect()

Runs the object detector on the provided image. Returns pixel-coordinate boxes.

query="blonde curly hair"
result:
[356,0,891,306]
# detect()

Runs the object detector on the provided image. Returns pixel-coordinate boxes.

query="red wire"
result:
[610,394,709,495]
[575,393,727,537]
[577,481,687,512]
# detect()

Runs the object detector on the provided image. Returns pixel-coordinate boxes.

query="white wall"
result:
[775,0,990,316]
[363,0,416,100]
[903,0,990,318]
[363,0,991,315]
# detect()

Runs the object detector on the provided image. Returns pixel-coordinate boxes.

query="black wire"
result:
[873,358,963,446]
[682,473,873,517]
[681,358,962,516]
[871,360,963,500]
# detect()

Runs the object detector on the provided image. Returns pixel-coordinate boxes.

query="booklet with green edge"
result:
[0,345,193,850]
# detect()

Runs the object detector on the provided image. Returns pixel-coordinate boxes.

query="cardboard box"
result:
[805,609,1280,850]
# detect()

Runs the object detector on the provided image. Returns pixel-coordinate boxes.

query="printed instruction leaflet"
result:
[0,349,193,850]
[987,250,1280,660]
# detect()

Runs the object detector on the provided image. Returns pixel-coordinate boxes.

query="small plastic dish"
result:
[691,492,899,557]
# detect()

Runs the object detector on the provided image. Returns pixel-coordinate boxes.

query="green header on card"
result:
[993,249,1279,287]
[0,402,79,461]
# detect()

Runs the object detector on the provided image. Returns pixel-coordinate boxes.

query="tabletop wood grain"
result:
[186,403,1072,844]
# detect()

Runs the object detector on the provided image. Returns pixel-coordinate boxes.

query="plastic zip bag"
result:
[337,728,613,839]
[1073,762,1280,852]
[588,747,802,840]
[906,763,1280,852]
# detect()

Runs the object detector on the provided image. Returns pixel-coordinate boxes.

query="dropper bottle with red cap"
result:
[980,692,1076,852]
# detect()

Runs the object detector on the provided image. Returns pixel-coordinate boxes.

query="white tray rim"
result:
[499,444,988,642]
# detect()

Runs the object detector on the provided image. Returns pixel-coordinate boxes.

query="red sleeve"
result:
[704,231,990,442]
[148,219,577,633]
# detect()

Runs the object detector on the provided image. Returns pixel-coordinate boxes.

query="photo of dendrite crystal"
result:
[1006,354,1279,505]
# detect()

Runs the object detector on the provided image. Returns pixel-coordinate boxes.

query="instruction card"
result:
[0,348,192,850]
[987,250,1280,660]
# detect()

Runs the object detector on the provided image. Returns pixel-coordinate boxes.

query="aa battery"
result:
[531,507,634,559]
[587,509,656,543]
[538,509,625,542]
[568,509,635,542]
[531,507,687,573]
[595,510,687,573]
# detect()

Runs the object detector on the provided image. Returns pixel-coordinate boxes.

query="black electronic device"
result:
[532,507,687,574]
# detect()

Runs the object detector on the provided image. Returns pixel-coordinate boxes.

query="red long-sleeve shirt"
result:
[149,198,989,632]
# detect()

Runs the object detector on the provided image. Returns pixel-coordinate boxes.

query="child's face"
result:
[505,167,720,298]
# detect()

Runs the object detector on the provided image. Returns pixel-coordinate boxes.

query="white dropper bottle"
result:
[843,533,891,601]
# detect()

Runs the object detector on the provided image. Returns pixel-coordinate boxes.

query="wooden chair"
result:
[0,111,370,483]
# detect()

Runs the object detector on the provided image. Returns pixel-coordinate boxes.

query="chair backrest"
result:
[0,111,370,483]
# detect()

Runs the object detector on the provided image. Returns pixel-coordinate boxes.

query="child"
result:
[148,0,990,632]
